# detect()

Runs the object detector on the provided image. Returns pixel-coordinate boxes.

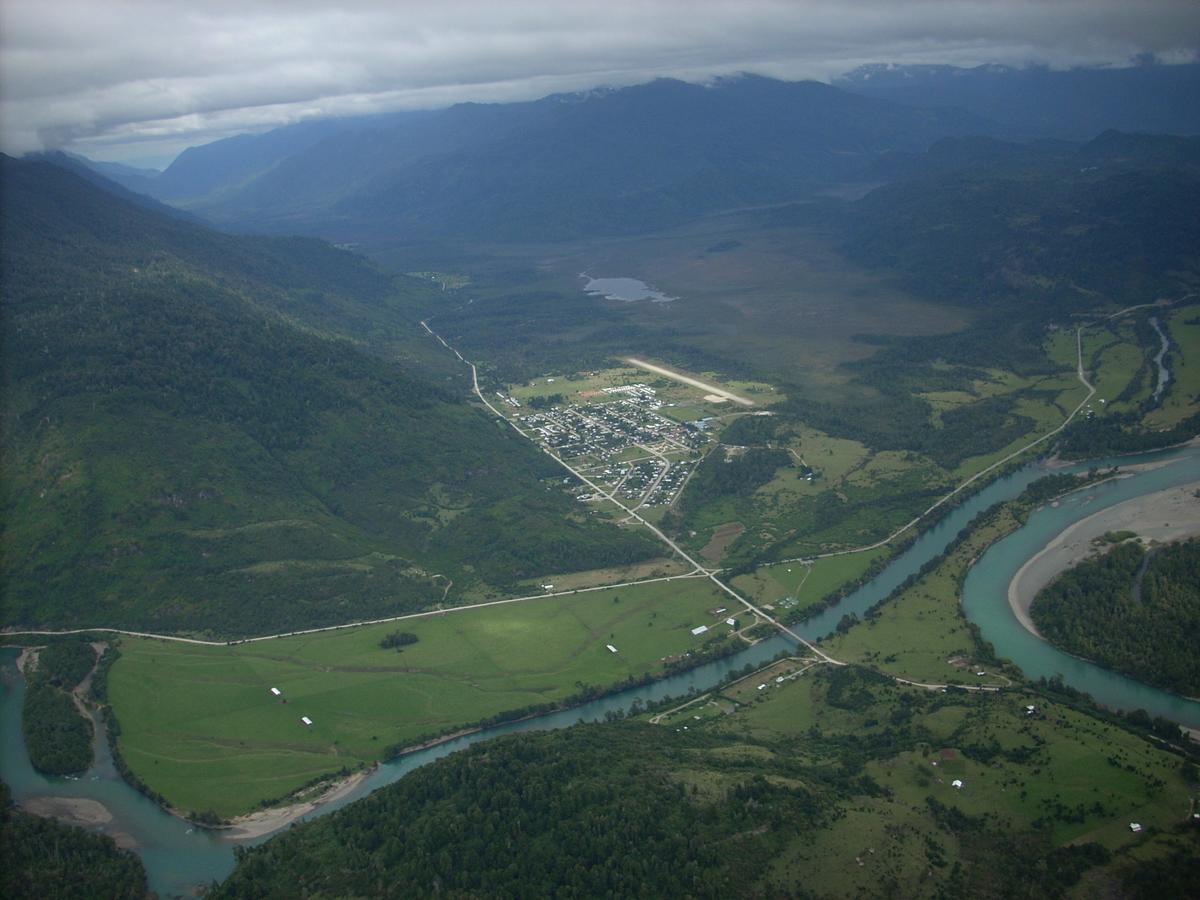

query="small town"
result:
[502,383,710,511]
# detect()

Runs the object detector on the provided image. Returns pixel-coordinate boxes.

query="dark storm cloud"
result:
[2,0,1198,164]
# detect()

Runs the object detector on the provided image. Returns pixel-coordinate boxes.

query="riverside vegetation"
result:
[212,472,1200,897]
[1031,538,1200,696]
[0,784,147,900]
[212,662,1200,899]
[21,640,97,776]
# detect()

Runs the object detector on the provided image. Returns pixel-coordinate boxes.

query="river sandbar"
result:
[222,767,373,840]
[1007,480,1200,638]
[20,795,138,849]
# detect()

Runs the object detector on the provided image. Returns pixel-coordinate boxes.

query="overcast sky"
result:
[2,0,1198,168]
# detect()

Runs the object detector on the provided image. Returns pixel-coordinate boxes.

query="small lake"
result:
[582,275,676,303]
[3,443,1198,896]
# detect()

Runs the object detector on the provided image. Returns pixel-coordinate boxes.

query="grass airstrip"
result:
[107,578,741,817]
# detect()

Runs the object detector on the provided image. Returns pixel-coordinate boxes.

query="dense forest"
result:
[1031,538,1200,695]
[845,133,1200,310]
[0,783,146,899]
[0,157,658,637]
[210,663,1157,899]
[213,725,824,899]
[21,641,97,776]
[676,446,791,513]
[1057,410,1200,459]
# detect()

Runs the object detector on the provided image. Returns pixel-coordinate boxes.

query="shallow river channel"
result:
[2,443,1197,896]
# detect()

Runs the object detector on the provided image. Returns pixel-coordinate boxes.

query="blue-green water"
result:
[961,451,1200,727]
[2,444,1197,896]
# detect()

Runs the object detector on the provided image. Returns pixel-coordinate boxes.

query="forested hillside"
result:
[0,158,657,636]
[0,784,147,900]
[1031,538,1200,695]
[845,133,1200,310]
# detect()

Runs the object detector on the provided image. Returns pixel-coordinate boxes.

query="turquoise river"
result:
[2,443,1197,896]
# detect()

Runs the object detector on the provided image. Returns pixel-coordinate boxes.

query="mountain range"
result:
[78,65,1200,248]
[0,157,658,637]
[90,75,993,241]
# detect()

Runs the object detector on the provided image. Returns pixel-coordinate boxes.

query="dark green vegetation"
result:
[213,662,1198,898]
[21,641,97,776]
[113,77,985,241]
[0,784,146,900]
[213,725,821,899]
[379,630,418,650]
[1032,538,1200,696]
[1059,409,1200,458]
[1,157,657,637]
[845,132,1200,311]
[674,447,791,512]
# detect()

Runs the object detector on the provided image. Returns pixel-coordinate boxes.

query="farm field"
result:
[732,547,889,616]
[727,668,1193,896]
[105,578,739,817]
[821,505,1024,685]
[638,648,1196,898]
[1147,306,1200,427]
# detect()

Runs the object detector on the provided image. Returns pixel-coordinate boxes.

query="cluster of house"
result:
[516,385,706,463]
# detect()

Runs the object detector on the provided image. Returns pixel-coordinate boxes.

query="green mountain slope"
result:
[0,157,657,637]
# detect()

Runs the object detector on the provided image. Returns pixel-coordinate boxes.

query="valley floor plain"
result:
[106,577,748,816]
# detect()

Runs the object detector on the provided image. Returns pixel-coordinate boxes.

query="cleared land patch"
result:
[624,357,757,406]
[106,579,737,817]
[733,548,888,618]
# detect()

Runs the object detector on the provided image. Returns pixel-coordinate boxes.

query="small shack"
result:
[1129,823,1143,833]
[270,687,282,697]
[606,644,618,653]
[952,780,964,790]
[300,716,313,727]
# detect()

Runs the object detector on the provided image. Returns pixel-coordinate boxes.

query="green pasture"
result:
[789,426,870,483]
[715,667,1192,896]
[733,547,888,612]
[106,578,735,817]
[507,366,644,401]
[1090,341,1145,408]
[1148,307,1200,427]
[950,382,1085,480]
[823,510,1021,683]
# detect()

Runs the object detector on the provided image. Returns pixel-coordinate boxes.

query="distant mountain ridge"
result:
[836,61,1200,140]
[85,75,992,241]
